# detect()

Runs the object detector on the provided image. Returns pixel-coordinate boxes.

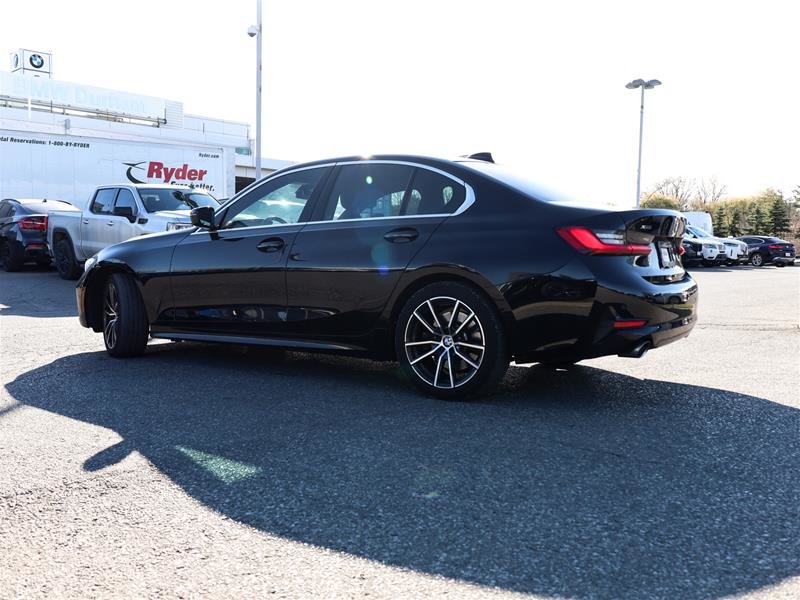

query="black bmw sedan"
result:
[76,155,697,398]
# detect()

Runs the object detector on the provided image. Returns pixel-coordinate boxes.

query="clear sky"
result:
[1,0,797,207]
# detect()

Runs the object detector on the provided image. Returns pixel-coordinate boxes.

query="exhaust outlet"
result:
[618,340,652,359]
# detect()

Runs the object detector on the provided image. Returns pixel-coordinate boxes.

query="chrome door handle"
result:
[257,238,285,253]
[82,219,90,225]
[384,227,419,243]
[107,221,115,226]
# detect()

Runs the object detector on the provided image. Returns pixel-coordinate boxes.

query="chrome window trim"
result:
[206,159,476,234]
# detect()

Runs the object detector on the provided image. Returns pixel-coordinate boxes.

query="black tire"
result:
[395,281,509,399]
[0,240,25,272]
[102,273,149,357]
[750,252,764,267]
[54,238,82,280]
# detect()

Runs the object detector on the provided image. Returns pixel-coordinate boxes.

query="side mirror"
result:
[191,206,217,230]
[113,205,136,223]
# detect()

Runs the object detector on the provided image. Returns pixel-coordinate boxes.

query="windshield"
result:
[139,188,219,213]
[687,225,712,238]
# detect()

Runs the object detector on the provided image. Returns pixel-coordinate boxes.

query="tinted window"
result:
[404,168,466,215]
[322,164,413,221]
[222,167,327,229]
[91,189,117,215]
[0,201,11,218]
[114,189,138,213]
[139,188,219,213]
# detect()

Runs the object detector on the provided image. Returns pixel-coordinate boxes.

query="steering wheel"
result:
[266,216,287,224]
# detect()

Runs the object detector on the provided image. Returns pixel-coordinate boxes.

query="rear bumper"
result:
[513,268,698,364]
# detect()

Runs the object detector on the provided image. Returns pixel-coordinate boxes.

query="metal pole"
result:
[255,0,263,181]
[635,85,645,207]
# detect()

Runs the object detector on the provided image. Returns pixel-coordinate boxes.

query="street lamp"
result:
[626,78,661,207]
[247,0,263,181]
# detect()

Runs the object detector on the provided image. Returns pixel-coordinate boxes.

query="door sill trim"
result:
[150,331,362,352]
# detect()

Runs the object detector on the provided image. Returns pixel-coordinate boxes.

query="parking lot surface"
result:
[1,265,799,599]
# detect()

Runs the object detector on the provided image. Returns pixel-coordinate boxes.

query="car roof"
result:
[3,198,72,204]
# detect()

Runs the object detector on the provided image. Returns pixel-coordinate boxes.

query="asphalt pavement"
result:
[1,264,799,599]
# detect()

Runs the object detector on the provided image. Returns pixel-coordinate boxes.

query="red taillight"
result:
[18,216,48,231]
[556,226,651,256]
[767,244,782,249]
[613,319,648,329]
[678,245,686,255]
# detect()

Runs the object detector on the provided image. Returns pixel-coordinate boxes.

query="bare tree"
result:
[648,177,696,210]
[695,177,728,206]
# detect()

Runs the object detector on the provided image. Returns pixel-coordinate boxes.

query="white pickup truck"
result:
[48,184,220,279]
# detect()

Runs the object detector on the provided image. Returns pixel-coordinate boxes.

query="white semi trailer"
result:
[0,129,230,204]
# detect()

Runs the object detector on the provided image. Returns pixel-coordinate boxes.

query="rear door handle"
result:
[107,221,115,226]
[257,237,285,253]
[384,227,419,243]
[82,219,90,225]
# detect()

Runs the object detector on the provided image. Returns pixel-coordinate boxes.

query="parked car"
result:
[736,236,797,266]
[681,227,726,266]
[683,225,746,265]
[48,184,220,279]
[76,154,698,399]
[0,198,72,271]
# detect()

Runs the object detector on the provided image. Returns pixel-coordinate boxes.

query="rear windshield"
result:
[138,188,219,212]
[457,161,571,203]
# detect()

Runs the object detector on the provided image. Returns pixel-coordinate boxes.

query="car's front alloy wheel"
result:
[102,273,149,357]
[396,282,508,399]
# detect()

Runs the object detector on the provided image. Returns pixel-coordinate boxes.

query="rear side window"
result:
[404,168,466,216]
[322,164,414,221]
[91,189,118,215]
[0,201,12,218]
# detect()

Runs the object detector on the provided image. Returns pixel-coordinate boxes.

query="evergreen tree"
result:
[747,202,769,233]
[728,206,744,237]
[712,204,729,237]
[767,195,790,236]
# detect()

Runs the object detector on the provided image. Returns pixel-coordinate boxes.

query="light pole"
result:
[625,78,661,207]
[247,0,263,181]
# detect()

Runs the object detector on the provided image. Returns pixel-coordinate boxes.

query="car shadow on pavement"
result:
[6,342,800,600]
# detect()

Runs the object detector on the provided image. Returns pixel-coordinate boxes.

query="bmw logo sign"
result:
[29,54,44,69]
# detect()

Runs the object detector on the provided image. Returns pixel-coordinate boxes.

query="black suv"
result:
[0,198,69,271]
[735,236,797,267]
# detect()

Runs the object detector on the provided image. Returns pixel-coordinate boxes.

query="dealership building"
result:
[0,49,293,204]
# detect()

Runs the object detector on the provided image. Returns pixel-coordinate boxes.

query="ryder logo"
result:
[123,161,208,185]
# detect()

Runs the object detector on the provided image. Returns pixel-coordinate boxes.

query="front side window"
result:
[90,189,118,215]
[321,164,414,221]
[114,189,138,214]
[404,168,466,216]
[221,167,328,229]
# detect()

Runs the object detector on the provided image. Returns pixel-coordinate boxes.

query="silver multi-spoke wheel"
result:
[404,296,486,389]
[103,282,120,349]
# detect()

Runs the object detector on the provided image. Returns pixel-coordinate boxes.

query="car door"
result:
[81,187,118,257]
[168,166,331,337]
[284,161,469,347]
[108,188,141,245]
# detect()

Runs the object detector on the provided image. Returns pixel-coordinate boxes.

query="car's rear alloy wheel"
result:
[0,240,24,272]
[750,252,764,267]
[396,282,508,399]
[102,273,149,357]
